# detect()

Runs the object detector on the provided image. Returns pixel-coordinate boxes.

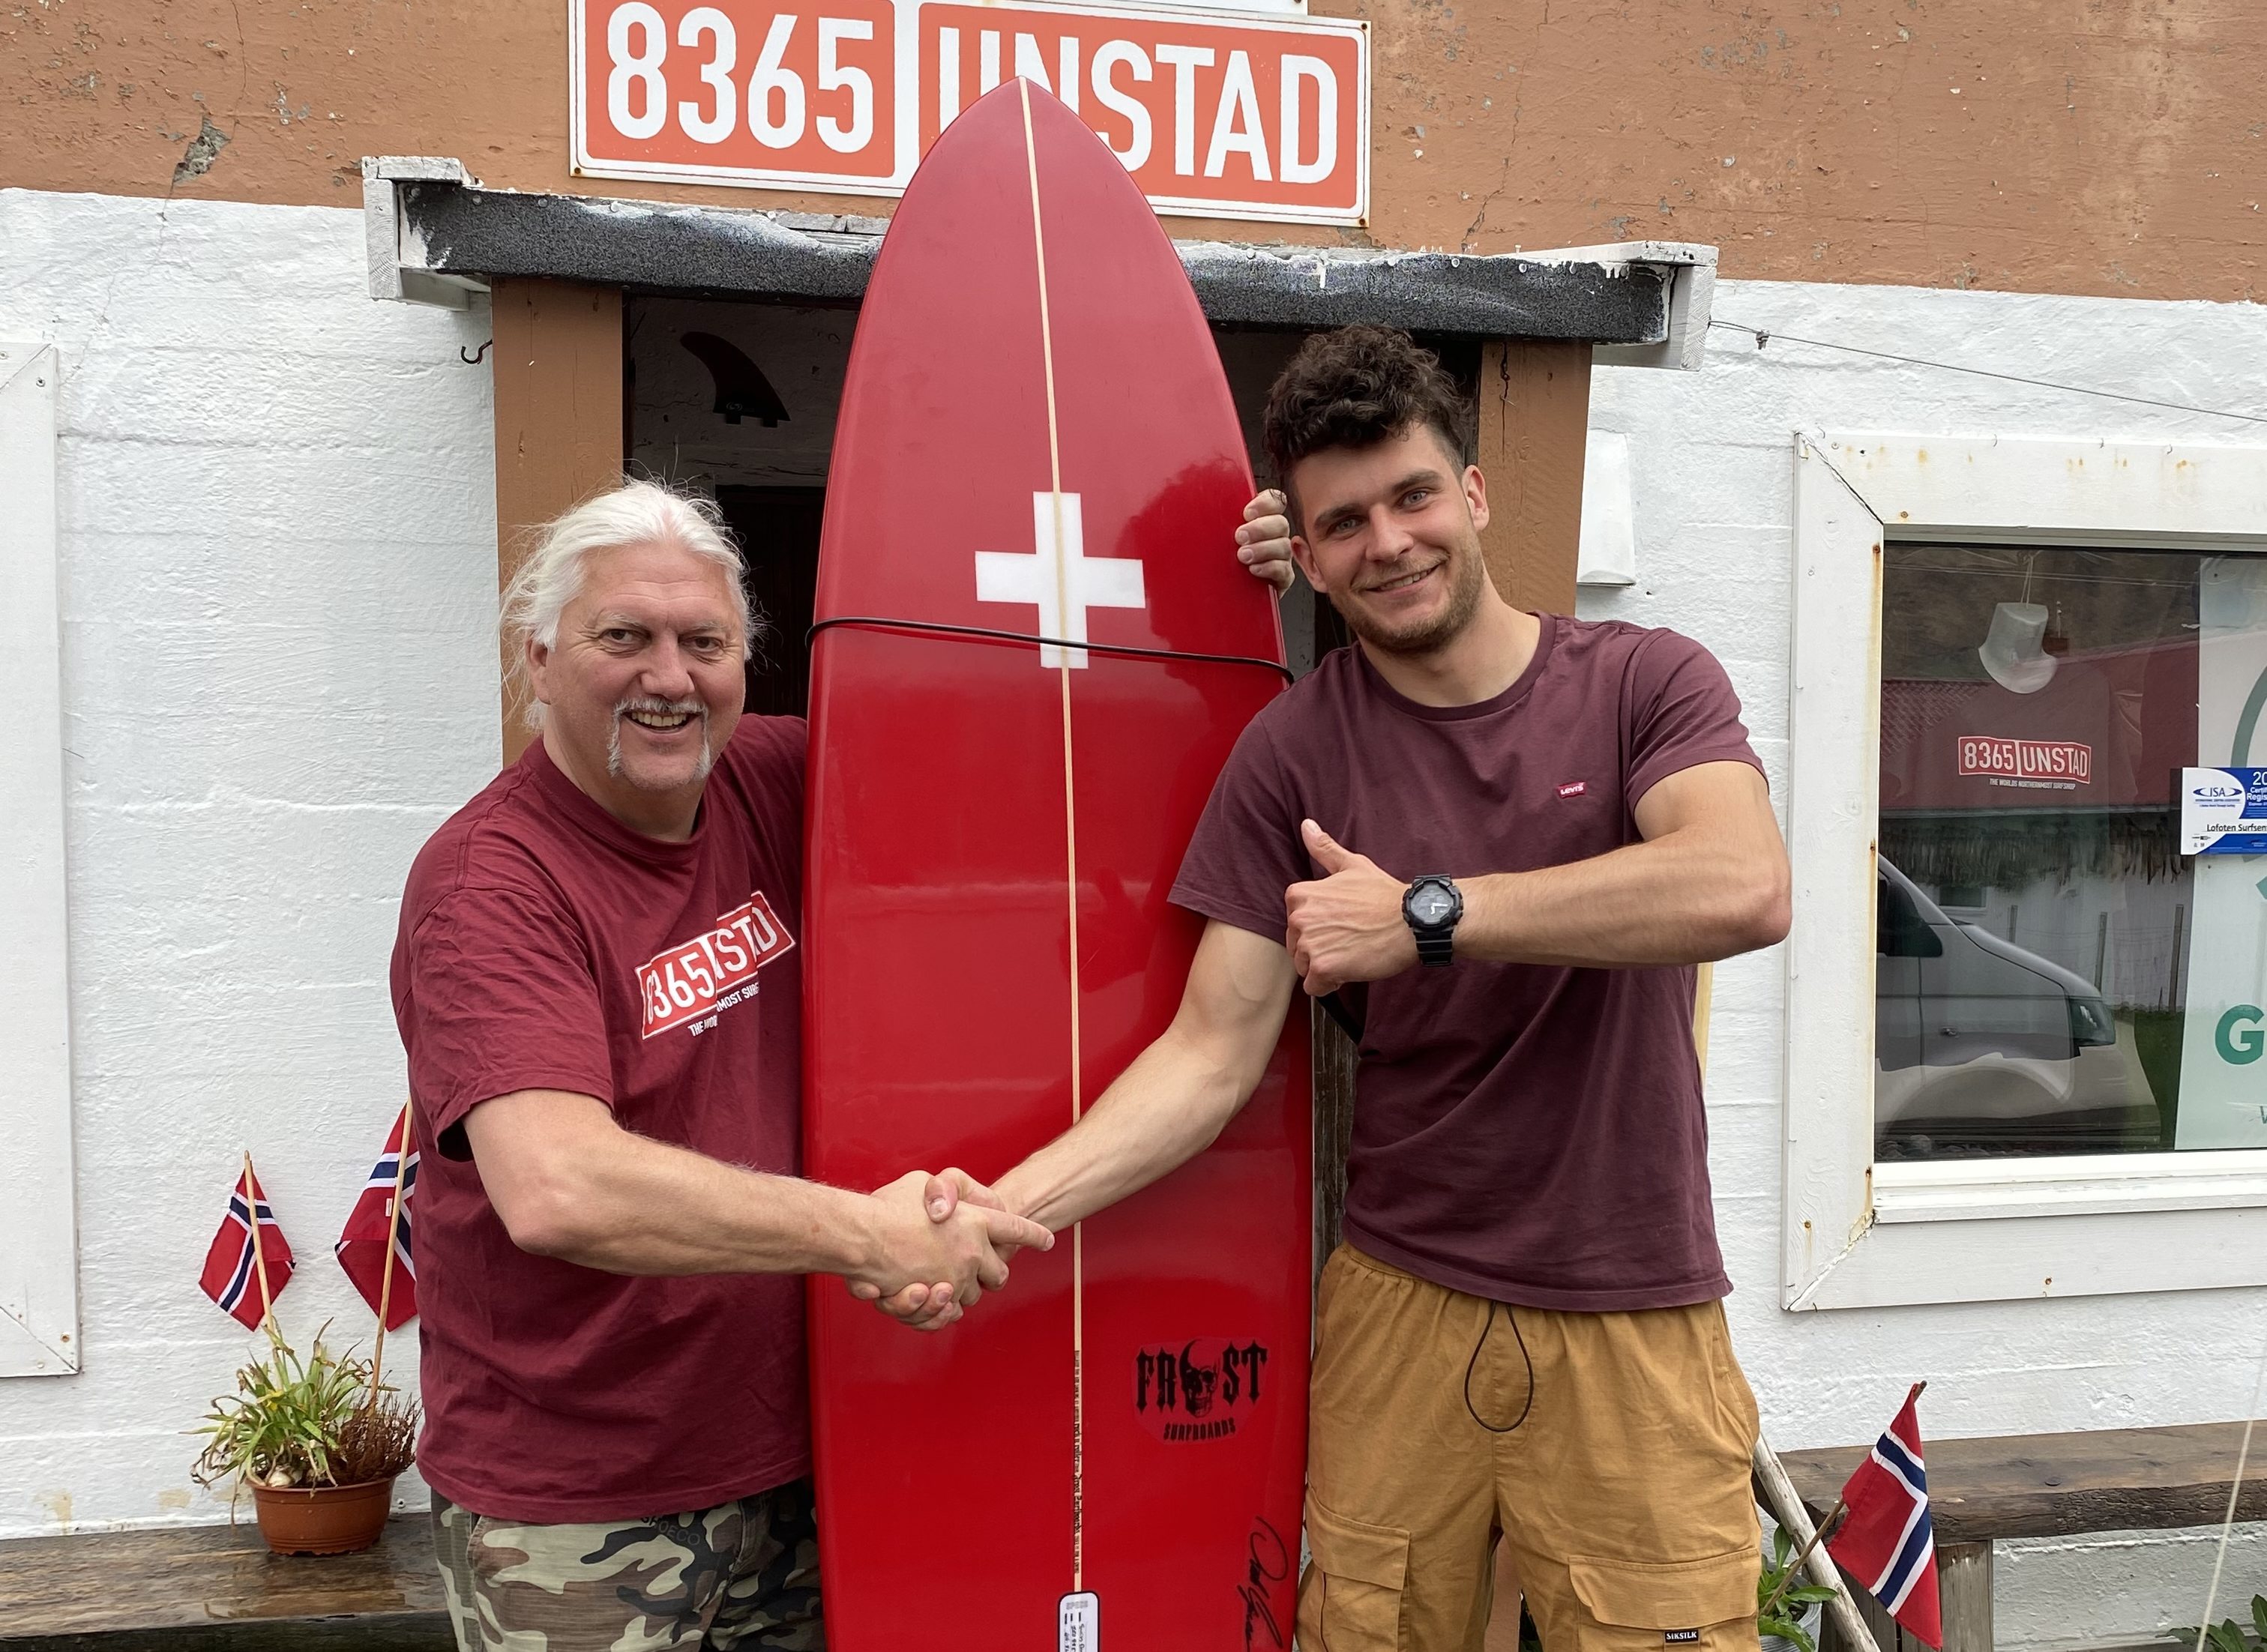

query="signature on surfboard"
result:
[1238,1516,1291,1650]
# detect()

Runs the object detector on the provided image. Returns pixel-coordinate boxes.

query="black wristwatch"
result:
[1402,875,1463,967]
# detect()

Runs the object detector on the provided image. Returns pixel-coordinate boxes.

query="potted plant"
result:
[193,1326,419,1556]
[1758,1525,1839,1652]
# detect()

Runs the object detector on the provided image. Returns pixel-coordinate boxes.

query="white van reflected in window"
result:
[1874,855,2151,1160]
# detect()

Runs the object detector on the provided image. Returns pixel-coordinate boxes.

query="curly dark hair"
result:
[1261,326,1469,504]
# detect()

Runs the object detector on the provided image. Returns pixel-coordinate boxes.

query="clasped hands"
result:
[846,1169,1051,1333]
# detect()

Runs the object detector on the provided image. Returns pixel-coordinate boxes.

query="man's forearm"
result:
[992,1031,1253,1230]
[497,1113,879,1278]
[573,1152,877,1276]
[1457,828,1788,968]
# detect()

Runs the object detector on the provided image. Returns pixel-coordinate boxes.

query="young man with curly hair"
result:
[962,326,1792,1651]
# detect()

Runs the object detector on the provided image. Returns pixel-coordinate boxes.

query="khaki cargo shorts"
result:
[1298,1245,1762,1652]
[431,1477,822,1651]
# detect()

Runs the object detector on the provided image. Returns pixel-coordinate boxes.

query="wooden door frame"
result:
[491,277,627,760]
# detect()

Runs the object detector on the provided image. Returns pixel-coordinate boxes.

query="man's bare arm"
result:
[1287,761,1791,992]
[463,1089,1052,1310]
[1456,761,1790,965]
[990,921,1298,1231]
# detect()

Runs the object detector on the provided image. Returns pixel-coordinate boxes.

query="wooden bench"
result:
[0,1514,448,1650]
[1782,1420,2267,1652]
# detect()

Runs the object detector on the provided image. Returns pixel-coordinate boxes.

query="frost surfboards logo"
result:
[1134,1339,1270,1443]
[636,890,795,1037]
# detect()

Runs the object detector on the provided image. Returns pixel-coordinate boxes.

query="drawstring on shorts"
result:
[1463,1301,1535,1435]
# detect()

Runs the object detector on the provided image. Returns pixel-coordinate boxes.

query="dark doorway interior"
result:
[716,485,825,720]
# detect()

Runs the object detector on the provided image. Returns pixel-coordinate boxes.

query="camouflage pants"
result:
[430,1479,824,1651]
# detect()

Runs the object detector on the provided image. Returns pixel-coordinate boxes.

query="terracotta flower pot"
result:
[249,1475,397,1556]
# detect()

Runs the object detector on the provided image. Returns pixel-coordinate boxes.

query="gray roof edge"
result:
[386,173,1676,345]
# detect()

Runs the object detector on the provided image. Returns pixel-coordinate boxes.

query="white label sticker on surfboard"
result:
[1058,1591,1100,1651]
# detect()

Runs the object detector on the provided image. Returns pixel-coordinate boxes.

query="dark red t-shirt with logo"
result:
[390,717,806,1522]
[1172,616,1762,1312]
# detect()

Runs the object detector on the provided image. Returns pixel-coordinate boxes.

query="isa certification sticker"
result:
[1059,1591,1100,1652]
[2182,767,2267,854]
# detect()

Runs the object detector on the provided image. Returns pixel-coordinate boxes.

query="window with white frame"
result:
[1784,434,2267,1311]
[0,341,79,1377]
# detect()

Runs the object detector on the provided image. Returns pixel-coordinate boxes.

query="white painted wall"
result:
[1584,277,2267,1645]
[0,189,497,1537]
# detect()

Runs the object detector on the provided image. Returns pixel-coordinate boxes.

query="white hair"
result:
[502,479,754,729]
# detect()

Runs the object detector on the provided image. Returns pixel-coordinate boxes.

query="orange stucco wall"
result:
[5,0,2260,301]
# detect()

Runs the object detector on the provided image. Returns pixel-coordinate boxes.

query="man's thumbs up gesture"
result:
[1285,819,1422,996]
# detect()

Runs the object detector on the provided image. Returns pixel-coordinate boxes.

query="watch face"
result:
[1409,884,1457,926]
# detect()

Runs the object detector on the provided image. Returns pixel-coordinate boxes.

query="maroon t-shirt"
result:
[1172,615,1762,1312]
[390,717,807,1522]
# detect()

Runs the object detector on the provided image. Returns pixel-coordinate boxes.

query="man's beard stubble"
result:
[606,696,717,788]
[1329,535,1488,658]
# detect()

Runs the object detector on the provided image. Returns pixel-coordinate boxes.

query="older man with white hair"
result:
[391,480,1058,1651]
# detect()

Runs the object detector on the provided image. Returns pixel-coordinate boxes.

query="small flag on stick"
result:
[1825,1381,1942,1650]
[336,1104,418,1332]
[199,1158,295,1331]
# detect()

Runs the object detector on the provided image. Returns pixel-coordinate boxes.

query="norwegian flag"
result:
[198,1163,295,1330]
[1825,1383,1943,1650]
[335,1107,418,1330]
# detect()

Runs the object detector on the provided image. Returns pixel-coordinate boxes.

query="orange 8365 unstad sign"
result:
[570,0,1367,224]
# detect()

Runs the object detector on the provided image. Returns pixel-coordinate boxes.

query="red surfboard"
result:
[804,79,1311,1652]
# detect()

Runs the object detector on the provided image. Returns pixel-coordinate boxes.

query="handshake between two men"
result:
[847,1169,1051,1333]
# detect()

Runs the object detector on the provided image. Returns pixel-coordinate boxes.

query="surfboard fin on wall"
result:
[681,331,789,426]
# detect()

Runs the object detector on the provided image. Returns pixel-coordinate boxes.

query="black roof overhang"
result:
[397,180,1670,345]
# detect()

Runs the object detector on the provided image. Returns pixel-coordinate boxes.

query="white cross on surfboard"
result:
[974,492,1146,669]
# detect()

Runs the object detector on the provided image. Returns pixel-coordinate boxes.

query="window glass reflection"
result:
[1876,544,2213,1161]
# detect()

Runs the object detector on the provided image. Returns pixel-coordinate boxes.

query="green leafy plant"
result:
[193,1325,418,1492]
[2203,1624,2248,1652]
[2161,1594,2267,1652]
[1757,1527,1839,1652]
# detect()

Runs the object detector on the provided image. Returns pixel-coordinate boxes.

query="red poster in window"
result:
[1881,640,2200,813]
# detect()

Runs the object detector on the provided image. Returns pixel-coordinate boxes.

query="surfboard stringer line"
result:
[1016,77,1090,1609]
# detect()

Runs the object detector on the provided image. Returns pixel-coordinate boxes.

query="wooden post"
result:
[490,278,627,759]
[1473,339,1591,618]
[1937,1542,1993,1652]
